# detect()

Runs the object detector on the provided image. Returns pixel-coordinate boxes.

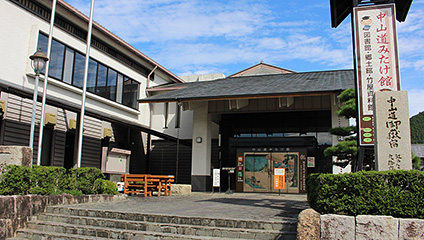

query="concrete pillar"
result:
[191,101,212,192]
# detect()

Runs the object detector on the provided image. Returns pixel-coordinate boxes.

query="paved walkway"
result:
[63,192,309,221]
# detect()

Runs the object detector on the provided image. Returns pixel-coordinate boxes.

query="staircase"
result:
[8,205,298,239]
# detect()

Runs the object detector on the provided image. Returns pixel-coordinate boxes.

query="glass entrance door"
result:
[244,153,270,192]
[243,152,299,193]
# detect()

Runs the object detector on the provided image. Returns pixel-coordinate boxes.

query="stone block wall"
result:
[0,146,32,174]
[297,209,424,240]
[0,194,127,239]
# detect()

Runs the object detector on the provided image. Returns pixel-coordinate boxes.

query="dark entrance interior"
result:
[64,131,75,169]
[218,110,333,191]
[41,126,54,166]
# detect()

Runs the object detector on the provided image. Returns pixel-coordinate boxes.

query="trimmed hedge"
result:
[93,179,118,195]
[307,170,424,219]
[0,165,117,196]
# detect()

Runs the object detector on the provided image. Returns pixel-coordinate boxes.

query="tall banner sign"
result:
[353,4,401,146]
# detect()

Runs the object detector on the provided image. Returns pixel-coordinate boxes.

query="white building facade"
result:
[0,0,354,192]
[0,0,183,175]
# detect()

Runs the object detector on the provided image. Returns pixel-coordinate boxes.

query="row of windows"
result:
[14,0,152,79]
[233,132,332,146]
[37,33,139,109]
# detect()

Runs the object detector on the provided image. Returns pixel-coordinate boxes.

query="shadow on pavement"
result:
[196,196,309,219]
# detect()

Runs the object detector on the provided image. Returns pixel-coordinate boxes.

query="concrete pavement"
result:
[61,192,309,222]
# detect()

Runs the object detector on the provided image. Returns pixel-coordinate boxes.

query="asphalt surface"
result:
[62,192,309,221]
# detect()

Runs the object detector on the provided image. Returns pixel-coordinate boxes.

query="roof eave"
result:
[138,90,343,104]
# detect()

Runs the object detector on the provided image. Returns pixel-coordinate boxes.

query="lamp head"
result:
[29,48,49,74]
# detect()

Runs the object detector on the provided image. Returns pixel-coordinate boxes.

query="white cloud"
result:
[271,20,319,28]
[397,7,424,72]
[67,0,269,43]
[256,37,287,50]
[328,22,352,47]
[408,89,424,116]
[64,0,361,74]
[152,32,353,76]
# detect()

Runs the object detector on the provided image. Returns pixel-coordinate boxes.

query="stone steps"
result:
[9,205,297,239]
[36,213,291,238]
[15,226,230,240]
[47,206,297,232]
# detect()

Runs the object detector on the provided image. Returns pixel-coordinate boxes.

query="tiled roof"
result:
[139,69,355,103]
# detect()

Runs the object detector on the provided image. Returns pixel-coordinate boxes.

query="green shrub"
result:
[93,179,118,195]
[307,170,424,218]
[30,166,67,195]
[0,165,32,195]
[68,167,105,194]
[0,165,115,196]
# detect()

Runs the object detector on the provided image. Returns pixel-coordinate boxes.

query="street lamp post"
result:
[29,49,48,154]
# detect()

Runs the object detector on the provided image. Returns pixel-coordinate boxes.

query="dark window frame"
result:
[37,32,139,110]
[13,0,153,79]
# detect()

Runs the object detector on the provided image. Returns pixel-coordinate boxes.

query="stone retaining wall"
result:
[0,146,32,174]
[297,208,424,240]
[0,194,127,239]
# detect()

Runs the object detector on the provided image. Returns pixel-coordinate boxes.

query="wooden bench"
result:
[121,174,174,197]
[148,175,174,196]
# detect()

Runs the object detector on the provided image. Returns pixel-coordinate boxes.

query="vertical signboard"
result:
[213,169,220,187]
[374,91,412,171]
[307,157,315,168]
[353,4,401,146]
[237,156,244,182]
[299,153,307,193]
[274,168,285,190]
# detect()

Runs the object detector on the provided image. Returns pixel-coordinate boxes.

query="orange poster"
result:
[274,168,285,189]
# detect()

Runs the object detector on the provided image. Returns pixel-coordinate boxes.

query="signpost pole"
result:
[222,167,235,194]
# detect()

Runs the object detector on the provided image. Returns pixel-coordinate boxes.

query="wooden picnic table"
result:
[120,174,174,197]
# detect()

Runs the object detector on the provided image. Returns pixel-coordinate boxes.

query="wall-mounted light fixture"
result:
[196,137,202,143]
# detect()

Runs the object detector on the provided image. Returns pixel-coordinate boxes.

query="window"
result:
[37,34,48,58]
[116,74,123,103]
[49,40,65,79]
[19,0,151,78]
[122,77,139,109]
[96,63,107,97]
[63,48,74,84]
[36,33,139,109]
[106,68,117,101]
[73,52,85,88]
[37,34,65,79]
[86,58,97,93]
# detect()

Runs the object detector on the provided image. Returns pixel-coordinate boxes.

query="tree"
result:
[324,88,358,168]
[412,152,422,170]
[410,111,424,144]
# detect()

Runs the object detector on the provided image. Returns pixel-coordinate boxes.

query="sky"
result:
[65,0,424,117]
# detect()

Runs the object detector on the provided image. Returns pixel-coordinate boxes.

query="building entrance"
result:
[242,152,299,193]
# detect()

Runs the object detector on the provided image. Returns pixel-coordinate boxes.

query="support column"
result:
[191,101,212,192]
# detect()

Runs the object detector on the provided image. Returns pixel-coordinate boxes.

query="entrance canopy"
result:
[138,70,355,103]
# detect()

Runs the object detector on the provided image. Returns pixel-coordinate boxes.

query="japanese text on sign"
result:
[354,4,400,146]
[385,96,402,170]
[374,91,412,171]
